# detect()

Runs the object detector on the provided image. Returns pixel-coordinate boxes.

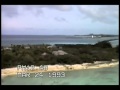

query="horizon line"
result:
[2,34,119,36]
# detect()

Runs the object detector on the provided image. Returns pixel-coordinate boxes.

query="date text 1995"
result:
[48,72,65,78]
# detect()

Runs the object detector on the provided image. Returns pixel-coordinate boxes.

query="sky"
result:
[1,5,119,35]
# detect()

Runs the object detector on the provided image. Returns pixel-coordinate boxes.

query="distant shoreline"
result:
[1,61,119,79]
[2,36,119,47]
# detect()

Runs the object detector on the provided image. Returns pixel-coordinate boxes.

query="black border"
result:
[1,0,119,5]
[1,85,119,89]
[1,0,119,90]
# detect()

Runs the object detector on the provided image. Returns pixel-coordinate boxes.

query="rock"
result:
[41,52,47,56]
[82,63,92,66]
[94,61,110,64]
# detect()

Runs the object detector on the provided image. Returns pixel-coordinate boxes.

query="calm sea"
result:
[2,65,119,85]
[1,35,119,47]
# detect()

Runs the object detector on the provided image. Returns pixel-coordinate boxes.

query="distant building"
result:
[47,46,53,49]
[47,45,57,49]
[92,35,94,38]
[3,47,12,50]
[52,50,68,56]
[24,46,30,49]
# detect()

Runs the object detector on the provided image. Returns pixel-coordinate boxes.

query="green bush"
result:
[94,41,112,48]
[79,54,94,63]
[116,45,119,53]
[18,54,34,65]
[1,44,119,68]
[56,55,80,64]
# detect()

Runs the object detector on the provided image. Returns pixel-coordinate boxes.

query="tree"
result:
[94,41,112,48]
[116,45,119,53]
[79,54,94,63]
[2,53,15,68]
[18,54,34,65]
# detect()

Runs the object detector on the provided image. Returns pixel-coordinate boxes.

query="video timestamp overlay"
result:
[17,65,66,78]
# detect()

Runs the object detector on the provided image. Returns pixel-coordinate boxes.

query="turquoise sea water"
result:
[2,65,119,85]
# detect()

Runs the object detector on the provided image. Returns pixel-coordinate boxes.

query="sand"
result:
[1,61,119,79]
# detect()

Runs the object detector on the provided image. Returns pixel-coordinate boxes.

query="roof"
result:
[52,50,68,56]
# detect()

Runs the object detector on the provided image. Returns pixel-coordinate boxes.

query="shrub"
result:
[116,45,119,53]
[94,41,112,48]
[56,55,80,64]
[79,48,91,54]
[79,54,94,63]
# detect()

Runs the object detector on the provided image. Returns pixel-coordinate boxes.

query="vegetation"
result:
[116,45,119,53]
[1,42,119,69]
[94,41,112,48]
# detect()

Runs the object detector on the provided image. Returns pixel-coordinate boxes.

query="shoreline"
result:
[1,61,119,79]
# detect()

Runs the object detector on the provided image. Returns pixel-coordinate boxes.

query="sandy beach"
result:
[1,61,119,79]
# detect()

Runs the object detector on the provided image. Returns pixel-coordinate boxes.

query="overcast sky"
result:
[1,5,119,35]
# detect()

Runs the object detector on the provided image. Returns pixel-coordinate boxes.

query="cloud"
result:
[54,17,67,22]
[77,5,119,24]
[2,5,72,17]
[2,5,20,17]
[24,5,72,11]
[2,5,118,24]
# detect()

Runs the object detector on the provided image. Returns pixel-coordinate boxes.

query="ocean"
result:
[2,65,119,85]
[1,35,119,47]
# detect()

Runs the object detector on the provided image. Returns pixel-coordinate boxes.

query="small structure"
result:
[92,35,94,38]
[3,47,12,50]
[41,52,47,56]
[24,46,30,49]
[47,46,53,49]
[52,50,68,56]
[47,45,56,49]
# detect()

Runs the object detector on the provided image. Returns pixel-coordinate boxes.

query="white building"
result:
[52,50,68,56]
[24,46,30,49]
[47,46,53,49]
[47,45,56,49]
[3,47,12,50]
